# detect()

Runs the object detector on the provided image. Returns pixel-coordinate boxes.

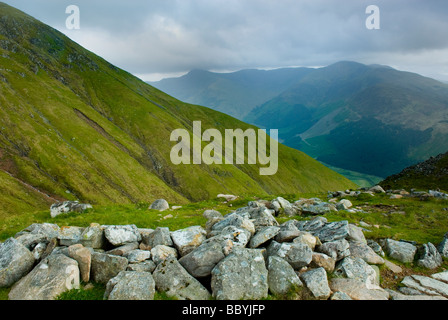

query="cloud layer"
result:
[4,0,448,81]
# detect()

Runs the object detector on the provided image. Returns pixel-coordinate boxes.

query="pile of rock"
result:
[1,195,447,301]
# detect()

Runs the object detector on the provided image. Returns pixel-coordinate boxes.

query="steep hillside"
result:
[150,68,312,119]
[0,3,355,216]
[380,151,448,192]
[245,61,448,178]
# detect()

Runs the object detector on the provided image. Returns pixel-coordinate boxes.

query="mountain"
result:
[0,3,355,217]
[380,151,448,192]
[245,61,448,178]
[150,68,312,119]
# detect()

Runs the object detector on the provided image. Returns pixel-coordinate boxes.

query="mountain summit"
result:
[0,3,355,216]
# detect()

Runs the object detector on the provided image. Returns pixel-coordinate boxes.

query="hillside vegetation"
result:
[0,3,355,220]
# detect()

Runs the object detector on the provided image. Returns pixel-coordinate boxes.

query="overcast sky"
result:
[3,0,448,81]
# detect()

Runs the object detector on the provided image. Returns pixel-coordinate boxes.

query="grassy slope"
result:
[0,3,356,220]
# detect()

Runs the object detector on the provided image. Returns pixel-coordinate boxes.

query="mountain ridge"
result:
[152,60,448,179]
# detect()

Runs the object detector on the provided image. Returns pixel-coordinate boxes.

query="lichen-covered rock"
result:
[104,225,141,247]
[142,227,173,248]
[333,257,379,289]
[179,241,225,277]
[417,242,443,269]
[267,256,302,296]
[267,241,313,270]
[90,252,128,284]
[300,267,331,300]
[383,239,417,263]
[317,239,350,262]
[211,248,268,300]
[50,201,92,218]
[349,241,385,265]
[125,249,151,264]
[249,226,280,248]
[68,244,91,283]
[150,245,178,265]
[153,256,211,300]
[104,271,155,300]
[58,226,85,246]
[171,226,207,256]
[149,199,169,211]
[9,254,79,300]
[0,238,35,288]
[80,223,105,249]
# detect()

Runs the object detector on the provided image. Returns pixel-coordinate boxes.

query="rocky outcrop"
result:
[2,193,448,300]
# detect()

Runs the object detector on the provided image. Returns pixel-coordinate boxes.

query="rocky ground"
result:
[1,185,448,300]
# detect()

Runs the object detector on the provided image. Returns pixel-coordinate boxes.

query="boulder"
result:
[347,224,366,243]
[171,226,207,256]
[337,199,353,211]
[126,261,156,273]
[334,257,379,289]
[249,226,280,248]
[142,226,173,248]
[15,233,48,250]
[267,256,302,296]
[0,238,35,288]
[267,241,313,270]
[90,252,128,284]
[149,199,170,211]
[300,267,331,300]
[349,241,385,265]
[19,223,59,237]
[275,221,301,242]
[50,201,92,218]
[104,271,155,300]
[211,248,268,300]
[317,239,350,262]
[153,256,211,300]
[80,223,105,249]
[210,213,255,237]
[329,278,389,300]
[107,242,139,256]
[292,231,319,250]
[438,235,448,258]
[58,226,85,246]
[9,254,80,300]
[217,194,238,202]
[125,249,151,264]
[369,185,386,193]
[383,239,417,263]
[249,207,279,230]
[104,225,141,247]
[273,197,298,216]
[150,245,178,265]
[68,244,91,283]
[310,252,336,273]
[203,209,223,220]
[313,220,350,243]
[179,241,225,278]
[417,242,443,269]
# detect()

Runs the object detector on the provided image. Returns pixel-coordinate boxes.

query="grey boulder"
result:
[0,238,35,288]
[104,271,155,300]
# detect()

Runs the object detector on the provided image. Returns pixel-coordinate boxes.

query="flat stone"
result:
[90,252,128,284]
[329,278,389,300]
[249,226,280,248]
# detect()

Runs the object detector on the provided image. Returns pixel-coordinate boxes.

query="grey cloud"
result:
[3,0,448,80]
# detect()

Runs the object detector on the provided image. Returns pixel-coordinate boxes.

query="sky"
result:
[3,0,448,82]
